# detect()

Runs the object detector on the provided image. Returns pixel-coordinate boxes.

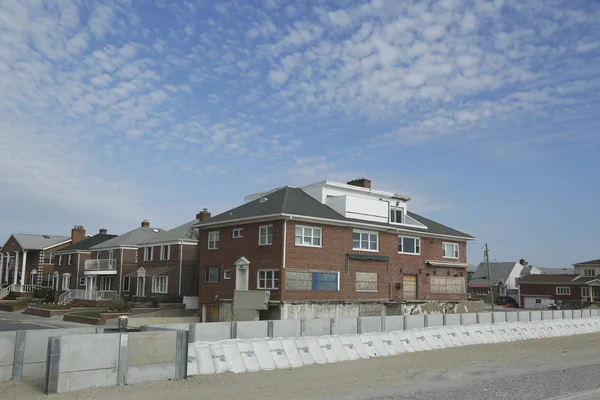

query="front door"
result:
[403,274,417,300]
[206,305,220,322]
[236,266,248,291]
[136,277,145,296]
[99,276,112,291]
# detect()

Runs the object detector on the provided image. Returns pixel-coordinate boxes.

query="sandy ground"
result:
[3,333,600,400]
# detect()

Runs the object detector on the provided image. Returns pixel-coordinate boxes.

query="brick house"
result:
[0,227,85,292]
[53,228,117,291]
[196,179,474,322]
[518,258,600,308]
[83,220,164,297]
[125,212,209,298]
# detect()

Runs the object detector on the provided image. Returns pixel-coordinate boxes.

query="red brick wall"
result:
[520,283,582,302]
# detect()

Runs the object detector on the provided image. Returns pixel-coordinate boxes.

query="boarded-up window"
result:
[285,269,339,291]
[430,277,465,293]
[356,272,378,291]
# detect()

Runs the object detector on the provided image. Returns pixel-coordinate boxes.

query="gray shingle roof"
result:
[56,233,118,252]
[518,274,580,284]
[138,219,199,245]
[574,259,600,267]
[196,186,473,239]
[90,226,164,250]
[12,234,71,250]
[468,262,518,286]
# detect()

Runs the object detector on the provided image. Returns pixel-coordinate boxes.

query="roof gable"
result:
[138,219,199,245]
[6,234,71,251]
[469,262,519,286]
[56,233,118,252]
[90,226,164,250]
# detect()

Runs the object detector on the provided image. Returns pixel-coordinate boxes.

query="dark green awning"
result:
[347,253,390,261]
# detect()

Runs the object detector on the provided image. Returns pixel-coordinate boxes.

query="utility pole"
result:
[485,243,494,311]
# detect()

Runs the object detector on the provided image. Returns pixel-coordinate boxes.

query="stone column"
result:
[4,253,9,283]
[20,250,27,285]
[13,251,20,286]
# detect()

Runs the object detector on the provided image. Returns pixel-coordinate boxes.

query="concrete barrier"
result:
[235,321,269,339]
[272,319,302,338]
[530,311,542,321]
[332,318,358,335]
[591,309,600,317]
[189,322,231,342]
[384,316,404,332]
[476,313,492,324]
[542,310,553,320]
[142,323,190,331]
[0,332,16,382]
[302,319,330,336]
[552,310,563,319]
[572,310,582,319]
[492,312,506,324]
[126,331,182,384]
[562,310,573,319]
[405,315,425,330]
[582,310,591,318]
[358,316,382,333]
[506,312,519,323]
[460,313,476,326]
[518,311,530,322]
[443,314,461,326]
[425,314,444,327]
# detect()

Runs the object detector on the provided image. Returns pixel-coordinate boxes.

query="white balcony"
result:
[84,259,117,275]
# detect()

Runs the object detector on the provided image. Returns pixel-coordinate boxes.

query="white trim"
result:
[232,228,243,238]
[123,276,131,292]
[397,235,421,255]
[352,229,379,252]
[144,246,153,261]
[257,269,280,290]
[300,180,411,201]
[556,286,571,295]
[442,242,459,259]
[160,244,171,260]
[294,225,322,247]
[42,239,72,250]
[137,239,198,246]
[152,276,168,294]
[178,244,183,295]
[389,206,405,225]
[208,231,220,250]
[282,220,287,269]
[224,269,232,279]
[259,225,273,246]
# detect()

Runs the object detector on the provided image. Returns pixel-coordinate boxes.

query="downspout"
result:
[178,243,183,295]
[119,248,123,295]
[282,219,288,269]
[76,253,80,289]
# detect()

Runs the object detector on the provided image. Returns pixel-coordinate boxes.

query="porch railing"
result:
[12,284,35,293]
[58,289,119,305]
[0,285,10,300]
[84,259,117,271]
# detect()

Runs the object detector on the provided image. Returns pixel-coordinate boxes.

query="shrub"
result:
[33,289,49,299]
[109,296,126,312]
[44,290,55,303]
[149,297,159,308]
[157,294,183,304]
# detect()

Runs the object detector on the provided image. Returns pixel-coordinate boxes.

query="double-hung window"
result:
[67,254,73,265]
[295,226,322,247]
[205,267,220,283]
[144,247,153,261]
[390,207,404,224]
[123,277,131,292]
[583,269,595,277]
[258,270,280,289]
[556,287,571,295]
[160,245,171,260]
[442,242,459,258]
[58,255,63,265]
[232,228,243,238]
[208,231,220,250]
[582,287,590,298]
[259,225,273,246]
[352,230,378,251]
[398,236,421,255]
[152,276,168,293]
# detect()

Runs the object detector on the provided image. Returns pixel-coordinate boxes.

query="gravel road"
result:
[3,332,600,400]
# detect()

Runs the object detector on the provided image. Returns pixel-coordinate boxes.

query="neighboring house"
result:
[468,259,539,301]
[520,265,543,277]
[0,227,85,292]
[467,264,478,281]
[518,258,600,308]
[81,220,164,297]
[53,228,117,291]
[537,267,575,275]
[127,212,207,298]
[196,178,474,322]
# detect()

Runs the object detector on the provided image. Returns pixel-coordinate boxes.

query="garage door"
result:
[403,274,417,300]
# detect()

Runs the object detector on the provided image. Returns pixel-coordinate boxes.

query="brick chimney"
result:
[519,258,528,267]
[347,178,371,189]
[99,228,107,235]
[141,220,150,228]
[196,208,211,221]
[71,225,86,243]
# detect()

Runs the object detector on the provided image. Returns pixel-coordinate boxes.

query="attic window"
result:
[390,207,404,224]
[43,235,50,239]
[259,197,268,203]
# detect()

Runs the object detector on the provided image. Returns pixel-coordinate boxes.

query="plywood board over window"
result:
[430,277,465,293]
[356,272,378,291]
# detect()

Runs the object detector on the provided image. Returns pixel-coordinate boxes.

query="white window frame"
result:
[556,286,571,296]
[390,207,404,224]
[58,255,63,265]
[67,254,73,265]
[257,269,280,290]
[582,287,590,298]
[49,253,55,264]
[123,277,131,292]
[223,269,232,279]
[583,269,595,277]
[232,228,243,238]
[259,225,273,246]
[208,231,220,250]
[144,247,153,261]
[295,225,322,247]
[397,236,421,255]
[442,242,459,259]
[61,274,71,290]
[152,276,168,294]
[160,245,171,260]
[352,230,379,252]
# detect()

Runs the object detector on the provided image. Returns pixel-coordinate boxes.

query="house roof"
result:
[468,262,518,287]
[537,267,575,275]
[196,186,473,239]
[138,220,199,245]
[90,226,164,250]
[11,234,71,251]
[124,265,177,278]
[55,233,118,253]
[574,259,600,267]
[517,274,580,284]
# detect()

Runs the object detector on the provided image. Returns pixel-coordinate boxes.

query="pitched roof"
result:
[468,262,518,286]
[138,219,199,245]
[537,267,575,275]
[518,274,580,284]
[12,234,71,250]
[574,259,600,267]
[55,233,118,253]
[90,226,164,250]
[197,186,473,239]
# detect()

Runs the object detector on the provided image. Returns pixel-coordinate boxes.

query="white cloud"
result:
[328,9,352,27]
[269,70,289,85]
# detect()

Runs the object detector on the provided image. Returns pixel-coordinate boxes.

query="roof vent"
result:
[43,235,50,239]
[259,197,268,203]
[152,229,160,233]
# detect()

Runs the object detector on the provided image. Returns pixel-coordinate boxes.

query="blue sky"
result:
[0,0,598,268]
